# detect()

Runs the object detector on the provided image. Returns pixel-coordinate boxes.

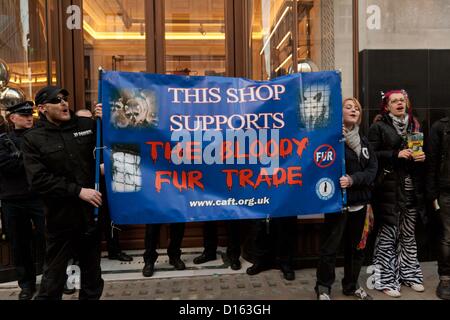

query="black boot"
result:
[169,257,186,270]
[280,264,295,281]
[193,253,216,265]
[109,251,133,262]
[437,279,450,300]
[229,258,241,270]
[142,262,155,277]
[18,287,35,300]
[246,263,270,276]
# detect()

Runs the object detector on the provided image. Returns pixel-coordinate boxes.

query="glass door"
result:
[248,0,295,80]
[83,0,147,109]
[248,0,354,98]
[161,0,227,76]
[155,0,229,247]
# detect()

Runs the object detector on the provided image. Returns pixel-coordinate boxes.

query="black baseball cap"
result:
[34,86,69,105]
[7,100,34,115]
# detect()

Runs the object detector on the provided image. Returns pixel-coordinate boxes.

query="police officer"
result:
[0,101,45,300]
[21,86,104,300]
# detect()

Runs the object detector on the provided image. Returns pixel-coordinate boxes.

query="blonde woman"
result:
[315,98,378,300]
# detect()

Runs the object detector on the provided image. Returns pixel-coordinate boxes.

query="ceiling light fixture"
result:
[83,21,226,40]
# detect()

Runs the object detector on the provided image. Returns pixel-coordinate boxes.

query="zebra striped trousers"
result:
[372,176,424,291]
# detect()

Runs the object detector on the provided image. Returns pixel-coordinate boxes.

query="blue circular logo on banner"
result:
[316,178,335,200]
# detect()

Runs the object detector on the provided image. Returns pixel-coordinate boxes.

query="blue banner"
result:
[101,71,344,224]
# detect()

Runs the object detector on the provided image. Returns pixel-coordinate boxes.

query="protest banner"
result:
[101,71,344,224]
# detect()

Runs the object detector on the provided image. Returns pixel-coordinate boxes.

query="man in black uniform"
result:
[21,86,104,300]
[0,101,45,300]
[75,108,132,262]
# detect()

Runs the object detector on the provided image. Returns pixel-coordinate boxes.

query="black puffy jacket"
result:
[368,114,426,226]
[344,134,378,207]
[426,117,450,201]
[21,113,97,233]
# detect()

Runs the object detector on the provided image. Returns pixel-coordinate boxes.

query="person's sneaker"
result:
[193,253,216,265]
[436,280,450,300]
[18,287,35,300]
[108,252,133,262]
[315,285,331,300]
[318,292,331,300]
[383,289,401,298]
[142,263,155,277]
[407,283,425,292]
[169,257,186,270]
[353,287,373,300]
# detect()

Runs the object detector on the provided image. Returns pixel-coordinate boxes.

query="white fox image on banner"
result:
[298,82,331,130]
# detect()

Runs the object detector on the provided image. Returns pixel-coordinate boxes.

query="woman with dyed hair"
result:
[368,90,426,297]
[315,97,377,300]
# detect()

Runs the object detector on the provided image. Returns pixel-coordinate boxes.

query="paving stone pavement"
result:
[0,261,442,300]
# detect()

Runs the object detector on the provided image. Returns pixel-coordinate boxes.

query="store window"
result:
[249,0,294,80]
[247,0,353,221]
[0,0,51,106]
[163,0,226,76]
[83,0,146,108]
[248,0,353,98]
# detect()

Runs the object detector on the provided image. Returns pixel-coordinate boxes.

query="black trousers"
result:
[100,207,121,256]
[36,226,104,300]
[201,220,241,260]
[438,192,450,278]
[250,216,297,267]
[144,223,185,264]
[316,207,367,294]
[2,198,45,290]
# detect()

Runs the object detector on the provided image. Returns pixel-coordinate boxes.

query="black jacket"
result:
[0,129,36,200]
[368,114,426,226]
[344,134,378,207]
[426,117,450,200]
[21,113,97,233]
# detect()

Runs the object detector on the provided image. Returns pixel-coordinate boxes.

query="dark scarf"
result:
[389,113,409,137]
